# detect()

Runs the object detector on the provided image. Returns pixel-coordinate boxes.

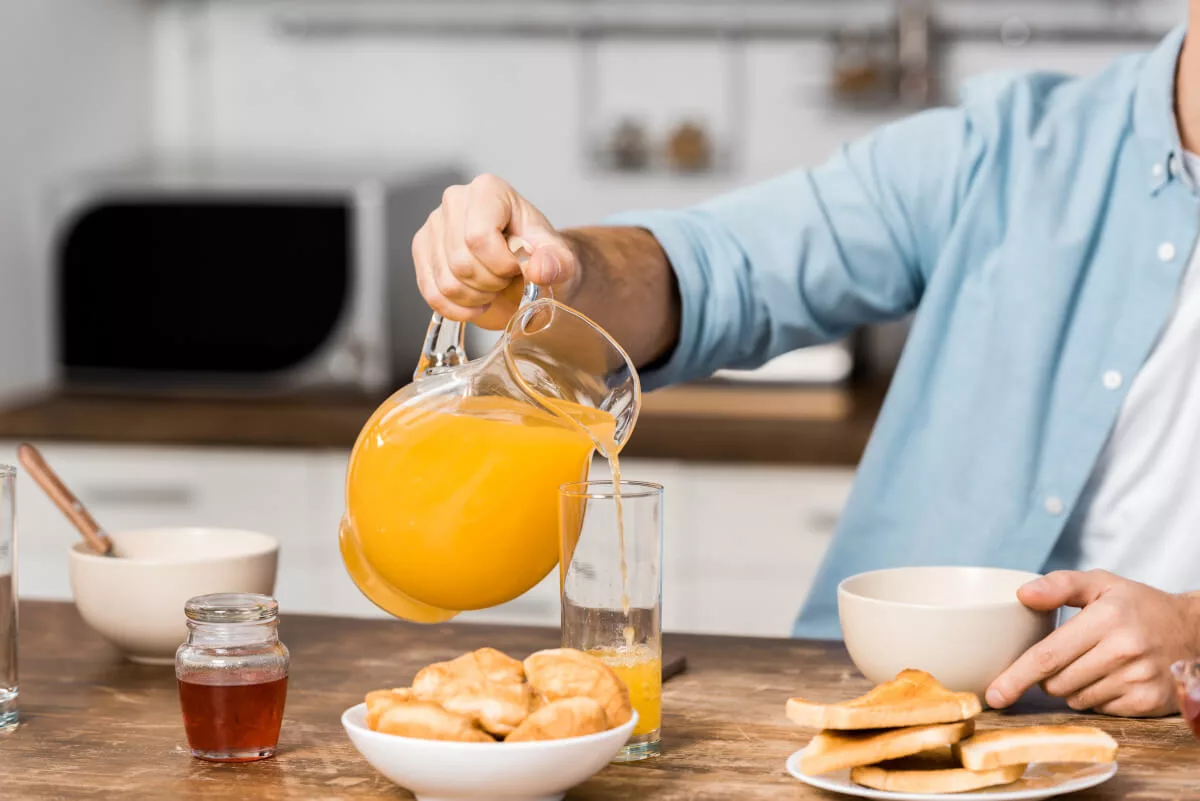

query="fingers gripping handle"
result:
[414,237,540,379]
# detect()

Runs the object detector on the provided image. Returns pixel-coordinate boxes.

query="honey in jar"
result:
[176,593,289,762]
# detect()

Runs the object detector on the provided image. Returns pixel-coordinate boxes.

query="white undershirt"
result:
[1058,152,1200,594]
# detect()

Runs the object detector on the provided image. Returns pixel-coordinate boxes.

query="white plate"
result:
[786,747,1117,801]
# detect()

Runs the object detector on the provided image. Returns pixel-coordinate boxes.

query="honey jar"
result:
[176,593,289,762]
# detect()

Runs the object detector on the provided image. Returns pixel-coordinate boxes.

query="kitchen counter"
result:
[4,601,1196,799]
[0,382,885,465]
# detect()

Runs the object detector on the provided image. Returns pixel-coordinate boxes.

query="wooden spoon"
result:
[17,443,114,556]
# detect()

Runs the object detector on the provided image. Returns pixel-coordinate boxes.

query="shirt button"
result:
[1044,496,1065,516]
[1153,162,1165,178]
[1102,370,1123,390]
[1158,242,1176,262]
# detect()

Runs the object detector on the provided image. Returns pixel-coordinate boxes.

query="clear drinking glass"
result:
[0,465,17,732]
[560,480,662,761]
[1171,660,1200,740]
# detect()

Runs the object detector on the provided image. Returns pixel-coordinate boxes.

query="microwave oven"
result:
[48,163,464,394]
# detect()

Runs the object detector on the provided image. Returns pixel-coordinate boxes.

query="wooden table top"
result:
[5,601,1197,800]
[0,381,884,466]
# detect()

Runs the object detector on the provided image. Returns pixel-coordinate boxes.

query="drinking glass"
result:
[1171,660,1200,740]
[559,480,662,761]
[0,465,17,732]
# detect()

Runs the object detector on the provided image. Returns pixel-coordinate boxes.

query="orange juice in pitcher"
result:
[339,270,640,623]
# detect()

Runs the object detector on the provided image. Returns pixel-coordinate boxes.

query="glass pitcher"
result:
[339,243,640,623]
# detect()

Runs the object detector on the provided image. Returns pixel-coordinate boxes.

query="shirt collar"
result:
[1135,24,1188,194]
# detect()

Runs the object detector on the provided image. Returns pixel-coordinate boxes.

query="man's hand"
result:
[412,174,578,330]
[986,570,1200,717]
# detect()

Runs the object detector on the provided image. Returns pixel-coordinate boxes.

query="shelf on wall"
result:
[273,2,1169,45]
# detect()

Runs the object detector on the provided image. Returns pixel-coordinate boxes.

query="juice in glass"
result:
[590,644,662,736]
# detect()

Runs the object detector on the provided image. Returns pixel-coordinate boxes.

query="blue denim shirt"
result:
[609,28,1199,639]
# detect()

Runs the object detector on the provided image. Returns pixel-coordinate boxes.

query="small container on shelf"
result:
[610,118,652,172]
[666,119,713,173]
[176,593,289,762]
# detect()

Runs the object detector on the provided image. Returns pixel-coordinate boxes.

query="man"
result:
[412,21,1200,718]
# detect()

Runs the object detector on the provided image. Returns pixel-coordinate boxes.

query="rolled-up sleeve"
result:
[606,105,982,390]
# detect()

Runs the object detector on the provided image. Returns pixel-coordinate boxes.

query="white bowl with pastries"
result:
[837,566,1057,697]
[68,527,278,664]
[342,647,638,801]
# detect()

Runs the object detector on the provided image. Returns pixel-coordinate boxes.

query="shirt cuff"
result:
[601,209,711,391]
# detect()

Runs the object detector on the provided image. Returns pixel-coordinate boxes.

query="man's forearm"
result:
[560,227,681,370]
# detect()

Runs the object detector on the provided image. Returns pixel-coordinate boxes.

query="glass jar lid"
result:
[185,593,278,624]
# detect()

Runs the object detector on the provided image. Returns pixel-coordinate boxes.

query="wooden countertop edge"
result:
[0,381,887,466]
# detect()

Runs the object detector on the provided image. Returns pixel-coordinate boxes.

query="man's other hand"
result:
[986,570,1199,717]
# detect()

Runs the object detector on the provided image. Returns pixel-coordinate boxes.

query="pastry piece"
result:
[506,697,609,742]
[787,669,981,730]
[851,746,1026,793]
[414,647,526,689]
[375,699,496,742]
[954,725,1118,770]
[413,647,533,736]
[800,719,975,776]
[364,687,413,730]
[524,648,633,727]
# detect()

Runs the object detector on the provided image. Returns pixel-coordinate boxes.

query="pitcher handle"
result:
[414,237,542,379]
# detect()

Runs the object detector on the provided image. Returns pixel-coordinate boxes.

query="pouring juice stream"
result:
[551,403,634,648]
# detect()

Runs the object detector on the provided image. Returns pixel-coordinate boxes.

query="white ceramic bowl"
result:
[838,566,1057,697]
[68,527,278,664]
[342,703,637,801]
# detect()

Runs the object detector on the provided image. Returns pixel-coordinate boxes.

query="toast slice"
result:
[787,669,982,730]
[851,746,1026,794]
[954,725,1118,771]
[799,719,975,776]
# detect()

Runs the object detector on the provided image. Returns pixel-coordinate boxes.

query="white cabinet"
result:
[2,441,322,614]
[4,440,855,638]
[667,465,853,638]
[465,457,855,638]
[308,450,391,620]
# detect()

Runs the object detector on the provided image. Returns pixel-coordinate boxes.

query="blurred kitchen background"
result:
[0,0,1185,636]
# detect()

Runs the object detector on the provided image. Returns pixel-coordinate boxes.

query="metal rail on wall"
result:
[271,1,1171,171]
[274,5,1169,46]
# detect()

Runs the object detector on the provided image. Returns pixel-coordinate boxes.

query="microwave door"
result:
[57,199,352,388]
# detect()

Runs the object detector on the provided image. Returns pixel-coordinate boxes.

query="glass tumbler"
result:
[560,480,663,761]
[1172,660,1200,740]
[0,465,16,732]
[176,593,289,762]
